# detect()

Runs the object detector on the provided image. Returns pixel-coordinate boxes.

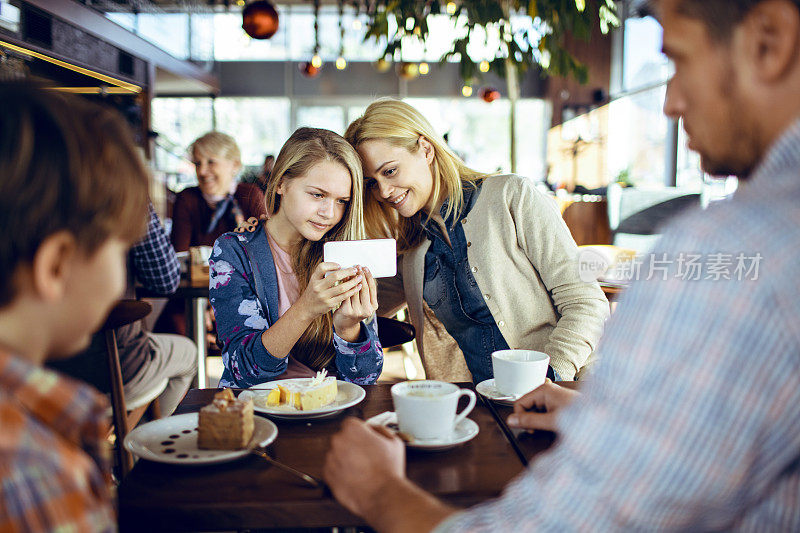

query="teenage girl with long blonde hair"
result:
[210,127,382,387]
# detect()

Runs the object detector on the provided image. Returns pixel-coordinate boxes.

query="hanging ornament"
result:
[306,0,323,72]
[397,62,420,80]
[336,0,347,70]
[375,56,392,72]
[300,62,321,78]
[241,1,279,40]
[479,87,501,102]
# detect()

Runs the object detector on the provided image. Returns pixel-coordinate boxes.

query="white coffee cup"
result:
[492,349,550,397]
[390,380,476,441]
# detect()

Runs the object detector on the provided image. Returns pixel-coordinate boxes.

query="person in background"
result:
[257,153,276,191]
[345,99,608,383]
[160,131,266,337]
[0,82,149,530]
[211,128,383,387]
[122,204,197,414]
[171,131,266,251]
[323,0,800,530]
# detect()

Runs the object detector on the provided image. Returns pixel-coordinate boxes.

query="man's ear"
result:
[740,0,800,82]
[31,231,77,302]
[418,136,435,164]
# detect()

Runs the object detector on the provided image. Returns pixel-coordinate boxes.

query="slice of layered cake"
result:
[277,370,338,411]
[198,388,254,449]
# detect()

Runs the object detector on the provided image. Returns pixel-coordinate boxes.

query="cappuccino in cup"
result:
[390,380,476,441]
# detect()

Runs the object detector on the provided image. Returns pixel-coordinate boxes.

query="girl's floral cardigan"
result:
[209,220,383,388]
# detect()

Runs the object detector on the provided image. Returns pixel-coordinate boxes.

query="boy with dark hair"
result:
[0,83,149,530]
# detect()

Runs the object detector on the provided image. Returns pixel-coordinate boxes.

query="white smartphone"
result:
[323,238,397,278]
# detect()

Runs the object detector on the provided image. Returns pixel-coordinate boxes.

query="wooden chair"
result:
[562,198,612,246]
[376,315,416,349]
[101,299,165,478]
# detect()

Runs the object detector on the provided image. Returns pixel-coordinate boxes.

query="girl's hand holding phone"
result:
[333,266,378,342]
[297,262,363,320]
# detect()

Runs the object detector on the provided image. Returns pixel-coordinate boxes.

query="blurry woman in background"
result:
[345,99,609,384]
[171,131,266,251]
[158,132,267,337]
[210,127,382,387]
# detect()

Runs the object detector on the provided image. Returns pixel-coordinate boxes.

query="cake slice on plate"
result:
[198,388,254,449]
[278,370,338,411]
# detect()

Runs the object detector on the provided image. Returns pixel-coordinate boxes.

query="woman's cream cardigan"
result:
[378,174,610,381]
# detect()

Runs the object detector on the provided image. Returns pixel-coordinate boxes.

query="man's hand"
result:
[507,379,580,432]
[324,418,405,517]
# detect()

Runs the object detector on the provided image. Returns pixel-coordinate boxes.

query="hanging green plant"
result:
[362,0,620,84]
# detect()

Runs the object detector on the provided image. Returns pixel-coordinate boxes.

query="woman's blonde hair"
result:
[190,131,241,163]
[264,127,366,370]
[344,98,486,252]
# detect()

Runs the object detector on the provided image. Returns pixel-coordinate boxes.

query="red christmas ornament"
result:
[242,1,279,40]
[480,87,501,103]
[300,62,321,78]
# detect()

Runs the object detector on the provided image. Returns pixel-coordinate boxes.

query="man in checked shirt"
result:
[324,1,800,531]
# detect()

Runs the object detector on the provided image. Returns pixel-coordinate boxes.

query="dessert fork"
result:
[250,448,326,489]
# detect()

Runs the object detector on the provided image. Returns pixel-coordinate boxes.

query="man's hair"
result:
[0,83,149,307]
[647,1,800,42]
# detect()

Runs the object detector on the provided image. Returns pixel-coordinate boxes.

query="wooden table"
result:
[118,384,559,531]
[137,280,209,388]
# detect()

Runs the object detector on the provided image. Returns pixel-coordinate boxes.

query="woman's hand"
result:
[507,379,580,432]
[333,266,378,342]
[296,262,363,321]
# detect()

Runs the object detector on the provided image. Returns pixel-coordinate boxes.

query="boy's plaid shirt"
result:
[0,350,115,532]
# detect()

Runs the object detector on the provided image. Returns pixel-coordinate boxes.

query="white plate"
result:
[123,413,278,465]
[239,379,366,419]
[475,378,521,405]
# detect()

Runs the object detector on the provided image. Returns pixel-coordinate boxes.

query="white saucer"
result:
[475,379,521,405]
[239,379,366,419]
[123,413,278,465]
[367,412,480,451]
[409,418,479,451]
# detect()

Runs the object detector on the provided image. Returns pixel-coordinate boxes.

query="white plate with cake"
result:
[239,370,366,419]
[124,389,278,465]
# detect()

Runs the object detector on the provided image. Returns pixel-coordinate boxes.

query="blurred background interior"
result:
[0,0,734,384]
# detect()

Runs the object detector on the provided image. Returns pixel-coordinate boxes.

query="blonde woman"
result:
[171,131,266,252]
[209,128,382,387]
[345,99,608,383]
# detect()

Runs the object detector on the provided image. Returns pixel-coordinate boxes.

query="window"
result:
[152,96,548,191]
[214,97,291,165]
[606,85,668,187]
[622,15,670,92]
[295,105,346,134]
[151,97,214,191]
[406,97,547,178]
[137,13,190,60]
[0,0,22,33]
